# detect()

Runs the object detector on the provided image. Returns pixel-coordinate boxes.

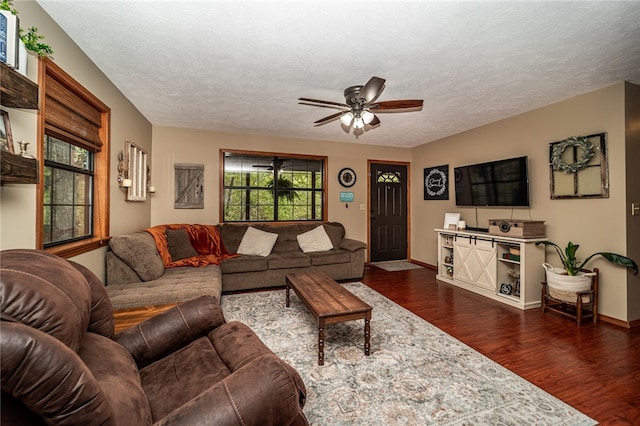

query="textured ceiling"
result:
[37,1,640,148]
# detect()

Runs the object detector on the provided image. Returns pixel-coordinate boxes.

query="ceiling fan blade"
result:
[298,101,348,111]
[298,97,349,108]
[314,111,346,126]
[370,99,424,111]
[368,115,380,126]
[357,76,386,103]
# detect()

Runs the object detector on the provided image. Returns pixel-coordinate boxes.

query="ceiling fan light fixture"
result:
[353,116,365,129]
[340,112,354,126]
[362,110,374,124]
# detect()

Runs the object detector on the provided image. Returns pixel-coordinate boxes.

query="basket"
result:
[542,263,594,303]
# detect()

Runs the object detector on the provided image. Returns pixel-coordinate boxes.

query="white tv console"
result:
[435,228,546,310]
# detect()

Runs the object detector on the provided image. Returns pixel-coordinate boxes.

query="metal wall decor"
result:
[549,132,608,199]
[424,165,449,200]
[338,167,356,188]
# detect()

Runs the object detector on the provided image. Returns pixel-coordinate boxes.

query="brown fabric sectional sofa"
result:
[106,222,366,310]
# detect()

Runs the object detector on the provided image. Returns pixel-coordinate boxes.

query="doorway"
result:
[368,161,409,262]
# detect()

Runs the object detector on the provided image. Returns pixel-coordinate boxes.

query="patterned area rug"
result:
[221,283,596,426]
[372,261,424,271]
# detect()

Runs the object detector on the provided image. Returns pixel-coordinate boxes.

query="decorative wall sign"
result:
[424,165,449,200]
[549,132,608,199]
[339,191,354,202]
[175,163,204,209]
[338,167,356,187]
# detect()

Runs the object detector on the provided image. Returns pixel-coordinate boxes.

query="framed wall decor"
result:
[549,132,608,199]
[1,110,14,153]
[175,163,204,209]
[125,140,148,202]
[424,165,448,200]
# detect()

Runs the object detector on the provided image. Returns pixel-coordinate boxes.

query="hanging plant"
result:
[551,136,595,174]
[267,176,299,203]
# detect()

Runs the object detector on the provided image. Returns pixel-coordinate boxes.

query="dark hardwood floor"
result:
[361,264,640,426]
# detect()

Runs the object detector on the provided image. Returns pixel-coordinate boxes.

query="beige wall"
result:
[0,2,152,278]
[411,82,637,321]
[150,127,411,246]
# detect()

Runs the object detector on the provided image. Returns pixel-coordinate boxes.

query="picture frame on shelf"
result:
[1,110,14,153]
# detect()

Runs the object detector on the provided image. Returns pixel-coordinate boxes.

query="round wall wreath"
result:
[551,136,595,173]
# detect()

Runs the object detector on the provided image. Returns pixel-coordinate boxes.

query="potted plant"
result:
[536,240,638,296]
[1,0,54,58]
[536,241,638,276]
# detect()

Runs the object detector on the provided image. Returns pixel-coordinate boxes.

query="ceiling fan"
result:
[252,158,285,171]
[298,76,423,130]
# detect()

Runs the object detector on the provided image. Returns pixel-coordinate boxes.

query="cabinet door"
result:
[454,238,497,291]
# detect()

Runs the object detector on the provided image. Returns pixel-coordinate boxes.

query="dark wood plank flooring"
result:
[361,264,640,426]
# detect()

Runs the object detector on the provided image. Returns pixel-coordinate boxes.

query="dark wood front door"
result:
[369,162,408,262]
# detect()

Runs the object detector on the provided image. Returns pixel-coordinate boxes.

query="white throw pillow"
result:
[236,226,279,257]
[297,225,334,253]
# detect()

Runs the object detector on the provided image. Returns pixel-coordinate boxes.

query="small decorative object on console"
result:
[489,219,545,238]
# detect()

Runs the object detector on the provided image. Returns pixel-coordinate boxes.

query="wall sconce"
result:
[117,150,131,188]
[146,165,156,193]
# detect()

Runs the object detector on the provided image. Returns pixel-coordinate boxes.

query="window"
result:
[222,150,326,222]
[43,136,93,246]
[38,58,110,257]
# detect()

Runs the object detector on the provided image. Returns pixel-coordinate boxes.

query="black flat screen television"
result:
[454,156,530,207]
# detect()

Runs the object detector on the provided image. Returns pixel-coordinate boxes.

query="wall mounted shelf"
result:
[1,62,39,184]
[1,151,38,184]
[1,62,39,109]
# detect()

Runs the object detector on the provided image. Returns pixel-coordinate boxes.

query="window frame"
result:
[220,149,328,223]
[37,58,111,257]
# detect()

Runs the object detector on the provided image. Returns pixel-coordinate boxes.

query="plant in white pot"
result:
[536,241,638,298]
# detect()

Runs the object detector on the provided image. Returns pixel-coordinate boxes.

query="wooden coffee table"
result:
[285,270,372,365]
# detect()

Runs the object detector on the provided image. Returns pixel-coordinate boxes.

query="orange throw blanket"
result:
[145,224,237,268]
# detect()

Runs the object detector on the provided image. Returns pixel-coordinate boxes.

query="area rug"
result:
[221,283,596,426]
[372,260,424,271]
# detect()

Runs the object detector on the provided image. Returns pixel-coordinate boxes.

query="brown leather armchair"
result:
[1,249,308,425]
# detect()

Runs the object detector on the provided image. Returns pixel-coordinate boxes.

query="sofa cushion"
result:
[218,224,247,254]
[139,337,230,421]
[267,252,311,270]
[105,265,222,310]
[109,232,164,281]
[165,228,198,261]
[307,249,351,266]
[264,224,302,253]
[220,255,268,274]
[323,223,345,249]
[296,225,333,253]
[237,227,279,257]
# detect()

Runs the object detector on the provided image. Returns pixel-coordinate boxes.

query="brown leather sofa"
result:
[0,249,308,425]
